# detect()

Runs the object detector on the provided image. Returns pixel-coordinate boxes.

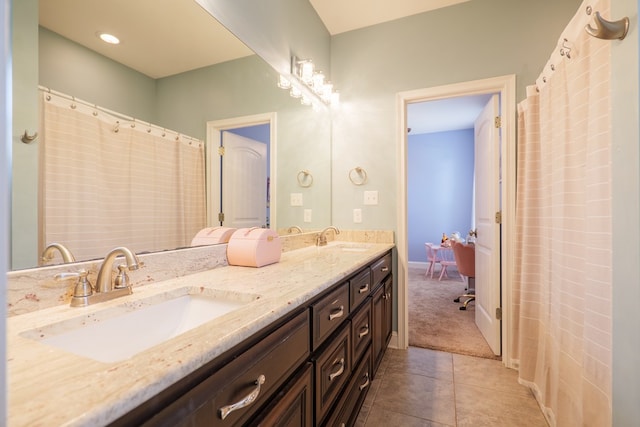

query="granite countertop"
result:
[7,242,394,427]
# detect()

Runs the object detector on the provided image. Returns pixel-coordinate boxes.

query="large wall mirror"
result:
[11,0,332,270]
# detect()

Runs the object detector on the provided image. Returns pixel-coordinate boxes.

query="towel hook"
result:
[585,11,629,40]
[21,130,38,143]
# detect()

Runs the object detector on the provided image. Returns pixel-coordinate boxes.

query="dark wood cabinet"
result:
[113,250,393,427]
[250,363,314,427]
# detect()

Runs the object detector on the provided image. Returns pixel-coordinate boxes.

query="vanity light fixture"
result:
[278,55,340,108]
[97,32,120,45]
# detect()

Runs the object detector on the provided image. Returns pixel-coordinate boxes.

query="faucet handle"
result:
[56,269,94,299]
[114,264,131,289]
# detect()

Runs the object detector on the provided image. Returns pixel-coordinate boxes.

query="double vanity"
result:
[7,236,394,426]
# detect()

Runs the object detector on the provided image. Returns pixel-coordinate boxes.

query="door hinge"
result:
[495,211,502,224]
[494,116,502,128]
[496,307,502,320]
[218,146,225,156]
[218,212,225,222]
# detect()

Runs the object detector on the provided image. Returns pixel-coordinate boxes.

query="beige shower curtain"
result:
[513,1,612,426]
[40,91,206,262]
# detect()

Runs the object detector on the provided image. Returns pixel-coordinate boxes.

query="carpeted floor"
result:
[408,265,500,360]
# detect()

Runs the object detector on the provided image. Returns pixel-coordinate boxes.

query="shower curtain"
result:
[40,91,206,262]
[513,1,612,426]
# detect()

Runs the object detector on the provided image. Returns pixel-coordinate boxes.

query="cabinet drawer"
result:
[314,324,352,424]
[322,351,372,427]
[312,283,349,350]
[371,253,391,287]
[351,299,372,366]
[149,310,310,427]
[250,363,313,427]
[349,268,371,311]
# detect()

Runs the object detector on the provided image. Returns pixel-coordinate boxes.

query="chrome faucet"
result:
[95,247,140,293]
[41,243,76,264]
[287,225,303,234]
[317,226,340,246]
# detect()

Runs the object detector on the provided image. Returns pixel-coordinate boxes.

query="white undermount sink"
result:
[21,287,260,363]
[330,243,372,252]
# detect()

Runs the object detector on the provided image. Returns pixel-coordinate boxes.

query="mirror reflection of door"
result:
[220,130,269,228]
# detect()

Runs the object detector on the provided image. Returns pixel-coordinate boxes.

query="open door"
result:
[220,131,267,228]
[474,95,501,355]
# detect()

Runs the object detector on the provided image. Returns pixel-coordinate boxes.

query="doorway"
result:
[206,113,277,229]
[395,75,517,367]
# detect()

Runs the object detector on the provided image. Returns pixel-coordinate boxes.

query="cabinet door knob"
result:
[328,305,345,321]
[328,358,345,381]
[358,372,371,391]
[218,374,266,420]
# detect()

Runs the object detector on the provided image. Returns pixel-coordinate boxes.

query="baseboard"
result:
[388,331,401,349]
[408,261,428,269]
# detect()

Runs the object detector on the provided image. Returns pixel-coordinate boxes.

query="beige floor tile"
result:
[373,371,456,425]
[452,353,531,397]
[385,347,454,382]
[454,383,548,426]
[360,405,452,426]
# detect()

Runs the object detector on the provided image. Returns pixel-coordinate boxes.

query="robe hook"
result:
[585,11,629,40]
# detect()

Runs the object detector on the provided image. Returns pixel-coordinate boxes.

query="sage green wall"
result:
[329,0,582,231]
[39,28,157,123]
[155,56,332,228]
[11,0,38,269]
[611,0,639,423]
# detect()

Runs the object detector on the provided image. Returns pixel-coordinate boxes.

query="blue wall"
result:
[408,128,475,262]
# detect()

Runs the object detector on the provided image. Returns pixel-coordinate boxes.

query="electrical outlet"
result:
[364,190,378,205]
[290,193,303,206]
[353,208,362,223]
[304,209,312,223]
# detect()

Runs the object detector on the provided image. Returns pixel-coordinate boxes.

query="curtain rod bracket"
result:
[21,130,38,144]
[585,11,629,40]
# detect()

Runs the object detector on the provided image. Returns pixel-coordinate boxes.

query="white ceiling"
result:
[39,0,481,133]
[309,0,471,35]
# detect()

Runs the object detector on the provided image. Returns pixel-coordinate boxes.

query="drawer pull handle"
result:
[329,358,345,381]
[358,372,371,391]
[328,305,344,321]
[358,324,370,338]
[358,283,370,294]
[381,266,389,272]
[218,375,266,420]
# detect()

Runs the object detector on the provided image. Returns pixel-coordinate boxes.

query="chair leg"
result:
[459,296,475,310]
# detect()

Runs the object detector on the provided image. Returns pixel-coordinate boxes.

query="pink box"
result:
[227,227,282,267]
[190,227,237,246]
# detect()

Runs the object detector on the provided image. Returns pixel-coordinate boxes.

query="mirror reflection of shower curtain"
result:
[40,91,206,262]
[513,1,612,425]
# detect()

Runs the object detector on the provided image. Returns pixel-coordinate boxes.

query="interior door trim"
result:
[395,75,516,367]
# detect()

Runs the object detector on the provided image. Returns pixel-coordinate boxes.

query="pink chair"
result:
[438,245,464,281]
[424,243,440,278]
[452,241,475,310]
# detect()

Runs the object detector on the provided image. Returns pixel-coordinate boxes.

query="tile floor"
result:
[356,346,548,426]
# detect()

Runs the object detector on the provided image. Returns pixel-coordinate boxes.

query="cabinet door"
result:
[312,283,350,350]
[351,297,372,366]
[322,352,372,427]
[371,284,385,377]
[314,324,352,424]
[382,275,393,349]
[250,363,313,427]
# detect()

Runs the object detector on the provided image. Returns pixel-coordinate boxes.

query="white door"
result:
[474,95,501,355]
[221,132,267,228]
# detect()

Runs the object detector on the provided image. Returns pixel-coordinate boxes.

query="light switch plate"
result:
[364,190,378,205]
[290,193,303,206]
[304,209,312,223]
[353,208,362,223]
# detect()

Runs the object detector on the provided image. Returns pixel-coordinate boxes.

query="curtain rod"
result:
[38,85,203,144]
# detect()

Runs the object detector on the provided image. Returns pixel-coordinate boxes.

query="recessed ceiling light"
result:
[97,32,120,45]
